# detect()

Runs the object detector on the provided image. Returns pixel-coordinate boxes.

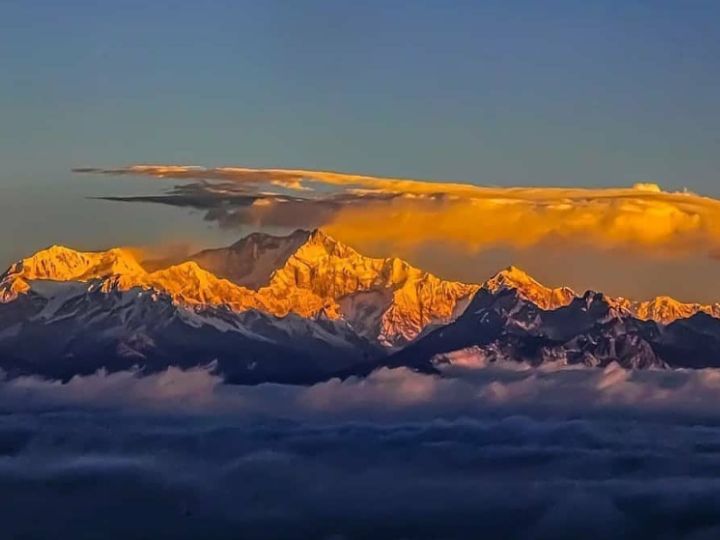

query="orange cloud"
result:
[324,190,719,257]
[77,164,720,257]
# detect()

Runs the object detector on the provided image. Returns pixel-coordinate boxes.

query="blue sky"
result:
[1,0,719,265]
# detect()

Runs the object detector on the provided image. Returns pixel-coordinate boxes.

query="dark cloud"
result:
[2,365,720,537]
[94,181,264,207]
[90,175,396,229]
[3,407,720,539]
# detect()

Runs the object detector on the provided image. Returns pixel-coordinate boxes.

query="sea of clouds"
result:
[4,362,720,539]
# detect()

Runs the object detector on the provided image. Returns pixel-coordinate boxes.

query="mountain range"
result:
[2,229,720,384]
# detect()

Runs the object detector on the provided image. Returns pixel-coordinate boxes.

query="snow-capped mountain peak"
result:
[7,245,144,283]
[294,228,359,258]
[612,295,720,324]
[482,265,575,310]
[188,229,311,289]
[258,229,478,345]
[0,230,478,347]
[6,229,720,353]
[0,245,146,302]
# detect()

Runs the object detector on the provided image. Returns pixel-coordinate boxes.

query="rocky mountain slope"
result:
[0,278,381,384]
[5,228,720,383]
[1,230,478,347]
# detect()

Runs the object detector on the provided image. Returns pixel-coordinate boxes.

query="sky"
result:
[1,1,720,298]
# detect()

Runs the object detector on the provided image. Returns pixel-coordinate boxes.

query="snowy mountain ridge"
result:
[4,229,720,345]
[5,229,720,382]
[0,229,479,346]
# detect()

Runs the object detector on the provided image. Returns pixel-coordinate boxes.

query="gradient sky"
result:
[1,1,720,276]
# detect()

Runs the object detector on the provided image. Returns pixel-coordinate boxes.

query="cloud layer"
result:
[78,165,720,254]
[7,361,720,420]
[5,363,720,538]
[77,165,720,300]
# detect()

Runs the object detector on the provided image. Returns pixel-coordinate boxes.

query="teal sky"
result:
[1,0,719,267]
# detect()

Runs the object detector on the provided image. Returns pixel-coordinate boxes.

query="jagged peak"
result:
[23,244,137,265]
[36,244,79,255]
[8,245,143,282]
[23,244,87,265]
[580,289,609,304]
[306,227,332,242]
[232,228,334,245]
[305,228,342,248]
[148,260,247,289]
[575,290,635,319]
[230,228,311,249]
[225,228,354,263]
[290,228,359,261]
[646,295,686,306]
[484,265,552,294]
[488,265,537,286]
[483,265,575,311]
[503,264,528,276]
[153,260,207,276]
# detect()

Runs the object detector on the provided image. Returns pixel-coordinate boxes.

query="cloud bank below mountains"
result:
[76,165,720,300]
[6,361,720,419]
[5,363,720,538]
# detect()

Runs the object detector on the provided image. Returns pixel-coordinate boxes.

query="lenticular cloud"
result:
[80,165,720,256]
[79,164,720,300]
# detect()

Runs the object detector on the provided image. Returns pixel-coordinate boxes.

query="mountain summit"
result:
[483,265,575,310]
[195,228,479,346]
[256,229,478,345]
[187,229,311,289]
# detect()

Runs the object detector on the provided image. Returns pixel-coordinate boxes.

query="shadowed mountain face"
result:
[0,284,382,385]
[3,229,720,384]
[188,229,311,289]
[385,289,665,373]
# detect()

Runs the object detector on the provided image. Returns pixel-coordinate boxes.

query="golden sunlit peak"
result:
[34,244,82,258]
[306,228,335,243]
[487,265,537,288]
[500,265,532,279]
[293,228,358,260]
[8,245,145,285]
[483,265,576,311]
